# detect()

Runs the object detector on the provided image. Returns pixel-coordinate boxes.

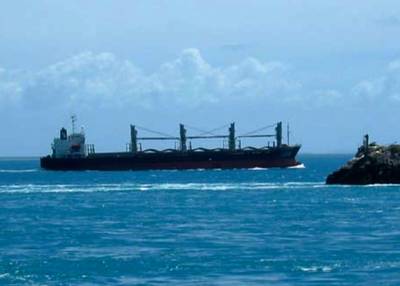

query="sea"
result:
[0,154,399,285]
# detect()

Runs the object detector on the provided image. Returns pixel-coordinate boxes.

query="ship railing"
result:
[86,144,95,155]
[135,146,275,154]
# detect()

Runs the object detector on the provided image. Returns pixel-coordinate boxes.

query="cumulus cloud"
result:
[351,59,400,103]
[311,89,344,107]
[10,48,397,111]
[0,68,24,106]
[0,49,301,110]
[24,52,152,109]
[153,49,300,104]
[152,49,224,104]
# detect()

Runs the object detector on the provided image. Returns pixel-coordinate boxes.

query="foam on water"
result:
[1,155,399,285]
[297,266,333,273]
[0,169,38,173]
[1,180,398,194]
[0,181,333,194]
[288,163,306,169]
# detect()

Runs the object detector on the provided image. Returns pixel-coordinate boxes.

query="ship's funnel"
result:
[60,128,67,140]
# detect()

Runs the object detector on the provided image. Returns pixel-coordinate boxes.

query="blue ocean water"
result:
[0,155,400,285]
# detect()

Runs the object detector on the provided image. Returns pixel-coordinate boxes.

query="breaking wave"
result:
[0,169,38,173]
[248,167,269,171]
[288,163,306,169]
[0,182,333,194]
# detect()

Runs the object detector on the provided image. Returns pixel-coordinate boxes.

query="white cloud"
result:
[0,49,302,110]
[352,78,385,100]
[152,49,224,104]
[312,89,343,107]
[0,68,24,106]
[10,48,400,112]
[151,49,299,105]
[26,52,151,109]
[351,59,400,103]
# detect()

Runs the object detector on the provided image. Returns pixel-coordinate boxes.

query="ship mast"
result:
[228,122,235,151]
[179,124,187,151]
[130,125,138,153]
[275,122,282,147]
[132,122,281,151]
[71,115,77,134]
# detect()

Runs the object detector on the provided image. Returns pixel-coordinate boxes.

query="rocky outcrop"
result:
[326,137,400,185]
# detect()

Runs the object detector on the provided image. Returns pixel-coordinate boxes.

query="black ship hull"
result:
[40,145,301,171]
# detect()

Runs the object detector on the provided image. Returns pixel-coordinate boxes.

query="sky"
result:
[1,0,400,155]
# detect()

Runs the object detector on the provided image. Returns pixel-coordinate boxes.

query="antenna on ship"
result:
[287,123,290,145]
[71,115,77,134]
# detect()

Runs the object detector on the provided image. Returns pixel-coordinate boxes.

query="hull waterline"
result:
[41,145,301,171]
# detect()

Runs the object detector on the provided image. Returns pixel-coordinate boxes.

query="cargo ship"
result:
[40,116,301,171]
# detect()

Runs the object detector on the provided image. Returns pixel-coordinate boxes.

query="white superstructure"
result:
[52,116,86,158]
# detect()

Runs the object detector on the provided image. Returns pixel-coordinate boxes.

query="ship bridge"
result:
[52,116,87,158]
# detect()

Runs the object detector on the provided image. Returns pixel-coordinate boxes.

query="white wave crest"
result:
[363,183,400,187]
[0,169,38,173]
[298,266,332,272]
[0,273,10,279]
[288,163,306,169]
[0,181,328,194]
